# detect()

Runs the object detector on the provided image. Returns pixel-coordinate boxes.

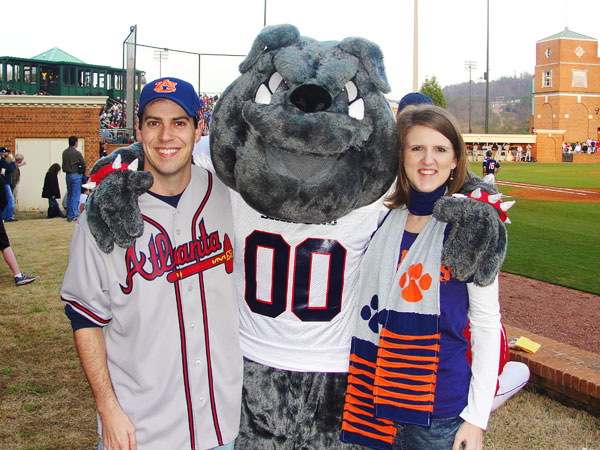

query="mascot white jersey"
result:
[195,140,385,372]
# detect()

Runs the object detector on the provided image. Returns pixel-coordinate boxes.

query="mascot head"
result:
[210,24,397,223]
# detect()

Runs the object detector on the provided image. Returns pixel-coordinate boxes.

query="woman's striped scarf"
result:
[340,207,447,450]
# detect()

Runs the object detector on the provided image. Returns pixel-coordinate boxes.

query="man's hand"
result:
[85,143,152,253]
[452,421,483,450]
[74,327,138,450]
[99,402,137,450]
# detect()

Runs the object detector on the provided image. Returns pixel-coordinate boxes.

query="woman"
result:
[41,163,65,218]
[341,105,502,450]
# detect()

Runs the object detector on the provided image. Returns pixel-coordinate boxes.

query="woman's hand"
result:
[452,421,483,450]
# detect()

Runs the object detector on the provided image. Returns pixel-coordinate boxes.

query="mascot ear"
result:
[339,37,391,94]
[239,24,301,73]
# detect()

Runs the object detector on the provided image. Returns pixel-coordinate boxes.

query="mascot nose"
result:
[290,85,332,113]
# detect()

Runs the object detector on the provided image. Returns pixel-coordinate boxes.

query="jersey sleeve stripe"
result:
[61,297,111,325]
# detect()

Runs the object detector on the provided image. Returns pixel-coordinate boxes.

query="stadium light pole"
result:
[484,0,490,133]
[465,61,477,133]
[264,0,267,27]
[153,49,168,78]
[413,0,419,92]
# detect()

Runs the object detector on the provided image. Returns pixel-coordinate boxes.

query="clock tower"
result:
[532,27,600,161]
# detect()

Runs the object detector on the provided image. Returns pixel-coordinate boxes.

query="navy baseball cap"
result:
[138,77,201,121]
[397,92,434,113]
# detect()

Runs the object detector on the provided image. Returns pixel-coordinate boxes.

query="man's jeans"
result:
[2,184,14,220]
[65,173,82,219]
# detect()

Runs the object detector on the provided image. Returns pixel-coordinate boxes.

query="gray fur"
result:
[210,24,398,223]
[86,143,151,253]
[239,359,363,449]
[434,195,507,286]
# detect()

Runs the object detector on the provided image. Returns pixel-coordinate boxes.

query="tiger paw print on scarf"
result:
[399,264,432,302]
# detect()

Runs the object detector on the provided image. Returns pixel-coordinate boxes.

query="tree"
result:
[420,76,447,109]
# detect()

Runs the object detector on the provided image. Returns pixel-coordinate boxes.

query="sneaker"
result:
[5,218,17,222]
[15,273,36,286]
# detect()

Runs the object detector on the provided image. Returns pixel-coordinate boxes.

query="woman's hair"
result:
[386,104,467,209]
[48,163,61,174]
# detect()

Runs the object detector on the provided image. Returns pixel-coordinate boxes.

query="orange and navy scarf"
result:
[340,208,447,450]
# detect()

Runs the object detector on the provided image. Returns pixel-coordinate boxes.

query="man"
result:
[11,153,25,205]
[483,149,501,184]
[62,135,86,221]
[61,77,242,450]
[0,147,16,222]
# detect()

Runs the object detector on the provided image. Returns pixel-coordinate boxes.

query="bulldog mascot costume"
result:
[85,25,510,449]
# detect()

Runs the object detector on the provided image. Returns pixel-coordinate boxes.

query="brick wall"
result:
[573,153,600,163]
[0,96,107,169]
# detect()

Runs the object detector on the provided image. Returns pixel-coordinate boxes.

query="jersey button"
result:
[195,359,202,366]
[176,229,181,235]
[188,285,193,292]
[190,323,196,329]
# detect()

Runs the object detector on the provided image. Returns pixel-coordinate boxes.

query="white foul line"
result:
[497,181,598,196]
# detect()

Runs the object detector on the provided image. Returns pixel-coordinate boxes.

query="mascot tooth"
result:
[85,24,508,449]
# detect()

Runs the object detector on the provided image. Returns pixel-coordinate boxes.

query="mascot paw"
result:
[85,144,152,253]
[461,170,498,195]
[433,196,508,286]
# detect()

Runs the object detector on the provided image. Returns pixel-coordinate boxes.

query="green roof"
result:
[538,27,597,43]
[31,47,86,64]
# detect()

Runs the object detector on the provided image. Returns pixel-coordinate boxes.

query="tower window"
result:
[542,70,552,88]
[572,70,587,88]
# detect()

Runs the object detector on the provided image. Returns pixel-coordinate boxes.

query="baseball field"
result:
[468,162,600,295]
[0,163,599,449]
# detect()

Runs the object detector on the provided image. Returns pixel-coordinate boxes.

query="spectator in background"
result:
[11,154,25,205]
[78,186,90,215]
[62,136,86,222]
[99,140,108,158]
[0,147,17,222]
[0,168,35,286]
[42,163,65,218]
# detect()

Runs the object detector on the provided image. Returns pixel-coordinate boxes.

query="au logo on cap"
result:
[154,79,177,93]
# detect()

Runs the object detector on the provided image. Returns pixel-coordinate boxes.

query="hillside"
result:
[443,73,533,134]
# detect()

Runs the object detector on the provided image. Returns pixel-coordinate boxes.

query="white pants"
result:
[491,361,530,412]
[483,173,496,185]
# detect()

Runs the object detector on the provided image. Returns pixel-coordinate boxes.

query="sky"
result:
[2,0,599,101]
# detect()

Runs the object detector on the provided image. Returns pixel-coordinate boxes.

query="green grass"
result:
[502,198,600,293]
[468,162,600,294]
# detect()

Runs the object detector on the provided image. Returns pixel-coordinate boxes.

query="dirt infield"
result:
[500,272,600,354]
[498,181,600,203]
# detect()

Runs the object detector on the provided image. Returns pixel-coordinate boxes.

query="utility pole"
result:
[485,0,490,133]
[465,61,477,133]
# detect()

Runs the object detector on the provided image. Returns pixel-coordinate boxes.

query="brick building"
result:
[0,95,107,212]
[532,27,600,163]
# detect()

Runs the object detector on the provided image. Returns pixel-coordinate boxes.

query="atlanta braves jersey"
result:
[61,166,242,450]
